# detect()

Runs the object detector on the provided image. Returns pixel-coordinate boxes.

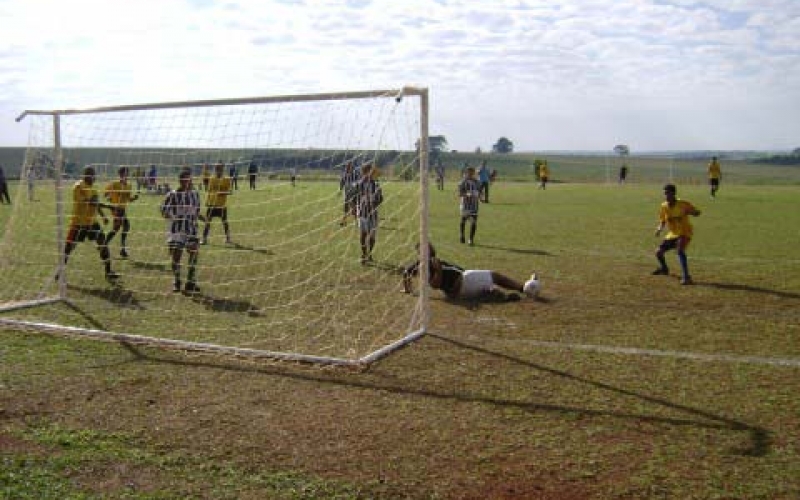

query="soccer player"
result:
[402,243,539,301]
[0,166,10,204]
[339,161,360,226]
[356,163,383,264]
[289,166,297,187]
[708,156,722,199]
[248,162,258,190]
[60,166,119,282]
[477,160,491,202]
[104,166,139,258]
[539,160,550,189]
[434,158,445,191]
[619,164,628,185]
[229,162,239,190]
[202,162,233,245]
[160,167,204,293]
[458,166,481,245]
[653,183,702,285]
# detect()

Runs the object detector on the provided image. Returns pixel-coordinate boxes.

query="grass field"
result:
[2,168,799,498]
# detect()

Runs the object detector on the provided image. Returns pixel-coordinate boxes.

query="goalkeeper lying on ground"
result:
[402,243,540,301]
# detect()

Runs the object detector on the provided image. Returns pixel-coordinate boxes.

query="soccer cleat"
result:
[173,281,182,293]
[201,239,208,245]
[105,271,121,282]
[651,268,669,276]
[680,277,694,285]
[460,236,465,244]
[120,248,129,258]
[468,239,474,246]
[184,282,200,294]
[225,238,232,245]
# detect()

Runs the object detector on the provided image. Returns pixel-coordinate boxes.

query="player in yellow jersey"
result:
[707,156,722,199]
[60,166,119,282]
[104,166,139,258]
[538,160,550,189]
[652,184,701,285]
[201,162,233,245]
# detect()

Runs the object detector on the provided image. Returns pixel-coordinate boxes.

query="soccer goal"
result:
[2,87,431,366]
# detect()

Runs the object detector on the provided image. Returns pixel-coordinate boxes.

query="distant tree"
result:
[614,144,630,157]
[493,137,514,154]
[429,135,449,154]
[793,147,800,156]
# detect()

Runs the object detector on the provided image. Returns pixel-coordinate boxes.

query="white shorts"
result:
[459,270,494,299]
[167,232,199,249]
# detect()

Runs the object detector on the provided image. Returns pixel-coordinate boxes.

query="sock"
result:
[678,252,689,279]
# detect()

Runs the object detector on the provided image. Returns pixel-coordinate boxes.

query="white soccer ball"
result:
[523,275,540,298]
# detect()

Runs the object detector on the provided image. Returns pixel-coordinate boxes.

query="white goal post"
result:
[2,87,431,367]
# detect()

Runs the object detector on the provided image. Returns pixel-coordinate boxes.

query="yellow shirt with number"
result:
[659,199,697,239]
[206,176,232,207]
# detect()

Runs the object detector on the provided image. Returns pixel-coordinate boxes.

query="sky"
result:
[1,0,798,152]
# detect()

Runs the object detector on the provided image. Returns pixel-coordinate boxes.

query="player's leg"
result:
[490,272,524,293]
[184,238,200,293]
[91,224,117,279]
[653,239,673,275]
[169,244,183,292]
[459,216,467,244]
[469,214,477,246]
[221,208,231,243]
[676,236,692,284]
[201,208,213,244]
[119,216,131,257]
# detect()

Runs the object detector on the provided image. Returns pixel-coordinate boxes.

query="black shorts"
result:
[67,223,104,244]
[710,178,720,187]
[658,236,691,253]
[206,207,228,221]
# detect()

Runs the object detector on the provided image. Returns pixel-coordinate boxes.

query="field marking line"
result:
[478,337,800,368]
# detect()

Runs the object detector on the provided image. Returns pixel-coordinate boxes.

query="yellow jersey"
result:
[71,180,100,226]
[104,179,135,207]
[539,164,550,178]
[659,199,697,239]
[708,160,721,179]
[206,176,232,208]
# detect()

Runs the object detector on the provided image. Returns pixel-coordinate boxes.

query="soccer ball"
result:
[523,273,540,298]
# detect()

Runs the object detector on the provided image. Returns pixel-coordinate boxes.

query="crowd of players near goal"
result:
[49,154,721,298]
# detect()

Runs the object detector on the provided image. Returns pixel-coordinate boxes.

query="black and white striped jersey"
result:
[458,178,480,214]
[160,188,202,236]
[356,178,383,218]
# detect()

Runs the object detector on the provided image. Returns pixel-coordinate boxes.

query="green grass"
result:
[2,163,800,499]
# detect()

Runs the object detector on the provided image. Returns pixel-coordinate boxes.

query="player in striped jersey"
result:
[104,166,139,258]
[356,163,383,264]
[458,166,481,245]
[160,168,205,293]
[402,243,539,301]
[60,166,119,282]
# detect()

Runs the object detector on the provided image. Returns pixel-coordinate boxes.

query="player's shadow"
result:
[472,243,551,256]
[186,291,264,316]
[67,284,145,310]
[426,333,771,457]
[129,260,170,273]
[224,242,273,256]
[116,334,770,459]
[699,281,800,300]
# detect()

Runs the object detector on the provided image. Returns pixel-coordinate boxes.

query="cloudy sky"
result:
[1,0,798,152]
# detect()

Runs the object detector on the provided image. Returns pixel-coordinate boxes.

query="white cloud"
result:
[1,0,798,150]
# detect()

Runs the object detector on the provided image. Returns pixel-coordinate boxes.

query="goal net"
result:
[1,88,431,366]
